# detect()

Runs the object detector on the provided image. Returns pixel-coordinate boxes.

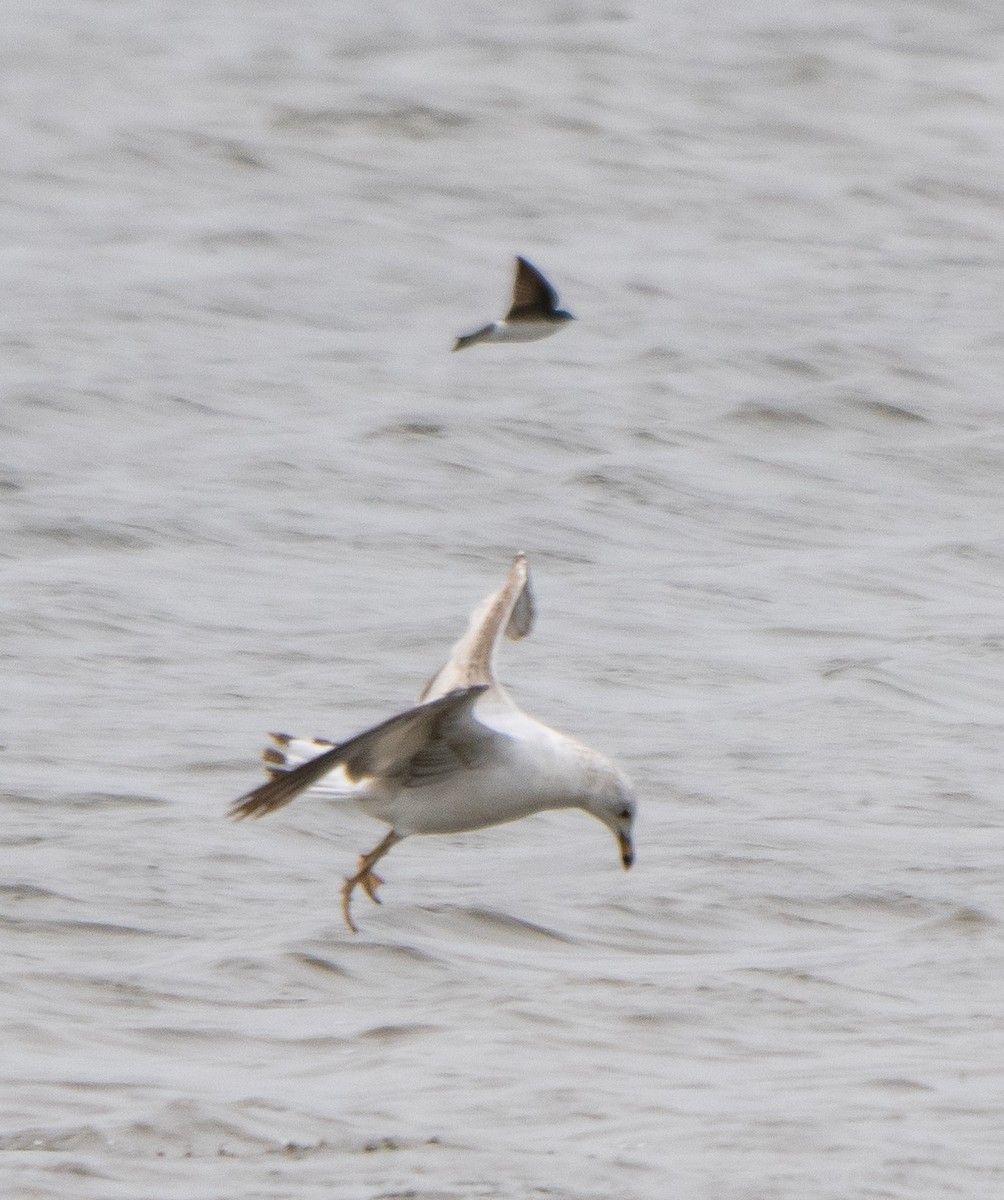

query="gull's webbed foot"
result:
[339,830,403,934]
[356,866,384,903]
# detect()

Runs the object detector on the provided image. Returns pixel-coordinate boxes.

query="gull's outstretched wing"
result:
[419,553,535,703]
[230,685,494,820]
[506,257,561,319]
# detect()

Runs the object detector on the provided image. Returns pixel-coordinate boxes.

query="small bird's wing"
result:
[505,256,560,319]
[419,553,535,703]
[229,686,497,820]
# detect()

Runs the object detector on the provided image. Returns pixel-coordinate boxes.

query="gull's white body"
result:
[360,703,620,837]
[261,559,629,835]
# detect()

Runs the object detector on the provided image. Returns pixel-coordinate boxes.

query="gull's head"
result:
[583,766,636,870]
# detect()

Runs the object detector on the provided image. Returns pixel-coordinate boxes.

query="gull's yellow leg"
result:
[341,830,403,933]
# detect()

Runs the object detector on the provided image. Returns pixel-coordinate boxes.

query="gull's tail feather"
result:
[258,734,353,793]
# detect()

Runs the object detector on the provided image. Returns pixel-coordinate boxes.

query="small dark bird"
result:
[453,256,575,351]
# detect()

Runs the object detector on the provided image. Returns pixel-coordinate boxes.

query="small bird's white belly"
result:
[491,320,560,343]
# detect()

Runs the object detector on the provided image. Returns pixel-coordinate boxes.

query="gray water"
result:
[3,1,1004,1197]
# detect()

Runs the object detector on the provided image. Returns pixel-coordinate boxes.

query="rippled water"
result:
[3,2,1004,1197]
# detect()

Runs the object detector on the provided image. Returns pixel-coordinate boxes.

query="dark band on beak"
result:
[618,831,634,870]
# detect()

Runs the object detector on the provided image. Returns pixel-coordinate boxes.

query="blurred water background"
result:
[3,1,1004,1196]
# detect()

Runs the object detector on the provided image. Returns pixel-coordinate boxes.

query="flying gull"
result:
[229,554,636,932]
[452,257,575,351]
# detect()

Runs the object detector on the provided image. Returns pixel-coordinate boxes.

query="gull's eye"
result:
[618,807,631,820]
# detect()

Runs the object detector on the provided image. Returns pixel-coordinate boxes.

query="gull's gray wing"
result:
[418,553,535,703]
[229,685,496,820]
[506,256,560,319]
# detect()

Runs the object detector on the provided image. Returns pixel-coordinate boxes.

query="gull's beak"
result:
[618,831,634,870]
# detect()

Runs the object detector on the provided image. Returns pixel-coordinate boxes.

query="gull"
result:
[452,256,575,351]
[229,554,636,932]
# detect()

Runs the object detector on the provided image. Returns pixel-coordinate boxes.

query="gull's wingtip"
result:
[503,552,534,642]
[228,777,297,821]
[228,793,260,821]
